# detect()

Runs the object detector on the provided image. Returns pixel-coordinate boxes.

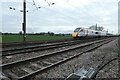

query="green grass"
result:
[0,35,2,43]
[2,34,72,43]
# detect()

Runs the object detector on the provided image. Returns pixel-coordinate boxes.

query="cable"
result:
[25,0,82,25]
[31,0,93,25]
[92,57,118,79]
[42,0,100,26]
[44,8,82,24]
[42,0,88,25]
[98,58,118,71]
[31,8,81,27]
[9,6,23,12]
[32,0,39,10]
[27,0,55,12]
[26,1,41,12]
[26,1,80,25]
[44,0,50,6]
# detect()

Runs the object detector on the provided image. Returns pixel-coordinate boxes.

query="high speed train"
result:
[72,27,108,39]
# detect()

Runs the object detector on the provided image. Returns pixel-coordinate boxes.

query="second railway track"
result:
[2,38,105,56]
[1,38,114,80]
[2,40,85,56]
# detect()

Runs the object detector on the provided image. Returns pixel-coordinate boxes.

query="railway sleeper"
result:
[21,67,34,74]
[36,61,50,67]
[30,63,42,69]
[3,70,19,80]
[42,61,53,65]
[43,59,57,63]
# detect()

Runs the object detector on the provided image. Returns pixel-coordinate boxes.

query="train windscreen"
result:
[74,28,81,32]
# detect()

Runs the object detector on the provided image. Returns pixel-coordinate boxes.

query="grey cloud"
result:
[1,0,118,34]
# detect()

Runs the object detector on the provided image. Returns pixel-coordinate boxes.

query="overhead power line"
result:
[27,0,55,11]
[32,0,91,26]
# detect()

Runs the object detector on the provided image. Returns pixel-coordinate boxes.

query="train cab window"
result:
[74,28,80,32]
[80,29,83,31]
[95,32,99,34]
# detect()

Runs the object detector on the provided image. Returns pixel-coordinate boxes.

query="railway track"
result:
[1,38,114,80]
[2,39,93,56]
[2,39,74,51]
[2,39,74,49]
[2,38,106,56]
[2,38,108,64]
[2,37,106,51]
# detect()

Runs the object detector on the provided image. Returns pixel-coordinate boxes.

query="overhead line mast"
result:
[23,0,26,42]
[10,0,55,42]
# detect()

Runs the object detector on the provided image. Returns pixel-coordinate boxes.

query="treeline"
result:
[1,32,71,36]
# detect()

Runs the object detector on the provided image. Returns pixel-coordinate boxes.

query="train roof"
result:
[75,27,107,32]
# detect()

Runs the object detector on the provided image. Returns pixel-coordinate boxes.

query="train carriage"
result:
[72,27,107,39]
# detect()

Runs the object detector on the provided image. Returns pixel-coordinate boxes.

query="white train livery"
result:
[72,27,107,39]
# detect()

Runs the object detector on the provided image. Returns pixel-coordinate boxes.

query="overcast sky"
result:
[0,0,119,34]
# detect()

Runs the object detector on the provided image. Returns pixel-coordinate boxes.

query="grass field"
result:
[0,35,2,43]
[2,34,72,43]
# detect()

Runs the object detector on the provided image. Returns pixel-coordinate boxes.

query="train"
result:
[72,27,111,39]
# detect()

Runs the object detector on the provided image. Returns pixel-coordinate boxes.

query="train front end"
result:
[72,28,81,39]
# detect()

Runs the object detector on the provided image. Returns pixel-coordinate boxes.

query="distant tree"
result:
[19,31,22,35]
[48,31,50,34]
[50,32,54,36]
[62,34,65,36]
[55,34,60,36]
[40,32,46,35]
[47,32,54,36]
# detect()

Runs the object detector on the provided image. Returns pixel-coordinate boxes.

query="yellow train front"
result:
[72,32,78,39]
